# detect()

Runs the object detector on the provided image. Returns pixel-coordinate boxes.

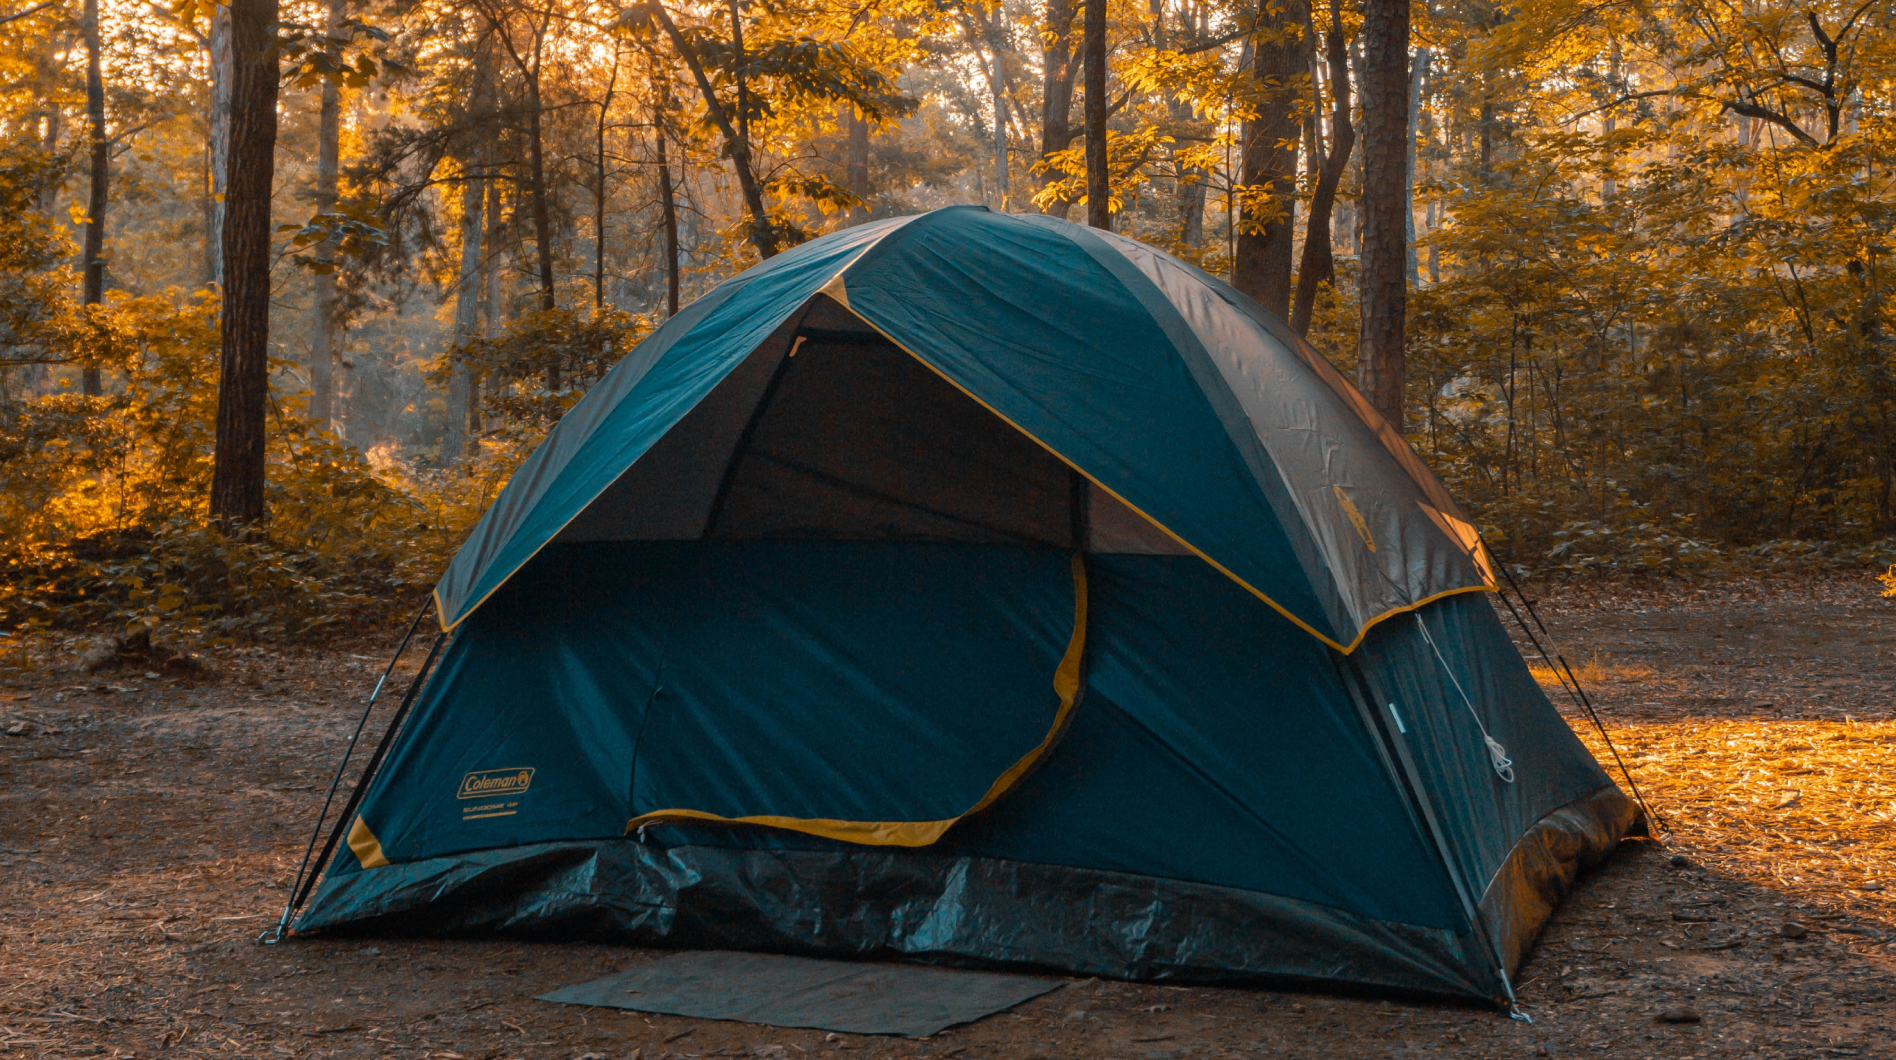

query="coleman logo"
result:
[1332,485,1377,553]
[458,767,535,800]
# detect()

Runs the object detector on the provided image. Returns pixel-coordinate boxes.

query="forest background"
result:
[0,0,1889,641]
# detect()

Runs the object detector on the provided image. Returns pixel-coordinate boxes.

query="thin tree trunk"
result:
[447,171,483,466]
[990,13,1008,207]
[515,16,557,390]
[35,37,60,217]
[445,59,492,468]
[1082,0,1108,229]
[843,101,869,224]
[1478,98,1493,184]
[207,6,230,285]
[730,0,747,162]
[1178,169,1206,245]
[1403,47,1429,282]
[80,0,105,396]
[648,2,777,258]
[658,88,681,315]
[1601,37,1621,199]
[309,0,342,429]
[480,175,502,336]
[39,106,59,213]
[524,50,554,314]
[470,171,502,438]
[1291,0,1353,336]
[594,47,619,310]
[1356,0,1409,429]
[1231,0,1308,317]
[1039,0,1078,219]
[208,0,279,528]
[1157,0,1205,246]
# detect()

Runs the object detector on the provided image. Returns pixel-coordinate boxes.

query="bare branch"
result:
[1723,98,1818,145]
[0,0,63,27]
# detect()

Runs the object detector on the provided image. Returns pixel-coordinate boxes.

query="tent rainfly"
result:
[288,206,1642,1006]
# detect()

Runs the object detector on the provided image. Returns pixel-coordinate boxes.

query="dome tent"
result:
[288,206,1641,1006]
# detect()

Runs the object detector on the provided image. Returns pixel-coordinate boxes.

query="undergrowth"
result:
[0,291,522,645]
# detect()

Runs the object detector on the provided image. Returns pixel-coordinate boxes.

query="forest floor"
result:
[4,575,1896,1059]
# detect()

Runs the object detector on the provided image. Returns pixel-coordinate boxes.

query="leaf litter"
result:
[0,574,1894,1058]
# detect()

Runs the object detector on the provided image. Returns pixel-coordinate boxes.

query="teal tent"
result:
[289,207,1641,1005]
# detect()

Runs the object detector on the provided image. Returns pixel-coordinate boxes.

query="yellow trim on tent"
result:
[622,553,1089,848]
[348,816,390,869]
[434,233,902,635]
[435,258,1495,652]
[828,289,1493,655]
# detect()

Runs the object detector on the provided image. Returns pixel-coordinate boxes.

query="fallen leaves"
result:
[1571,718,1896,915]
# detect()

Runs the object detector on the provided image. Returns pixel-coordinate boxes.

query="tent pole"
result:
[1485,560,1666,834]
[261,600,432,944]
[271,627,449,941]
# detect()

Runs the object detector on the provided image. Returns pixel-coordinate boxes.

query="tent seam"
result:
[437,224,915,633]
[830,256,1492,655]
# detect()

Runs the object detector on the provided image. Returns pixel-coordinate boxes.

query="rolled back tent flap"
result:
[294,206,1641,1005]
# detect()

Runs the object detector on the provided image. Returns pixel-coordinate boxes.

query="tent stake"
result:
[261,601,431,945]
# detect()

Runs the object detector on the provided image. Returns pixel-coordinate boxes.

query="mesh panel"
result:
[706,337,1074,547]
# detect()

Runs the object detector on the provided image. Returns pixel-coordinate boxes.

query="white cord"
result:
[1413,612,1515,784]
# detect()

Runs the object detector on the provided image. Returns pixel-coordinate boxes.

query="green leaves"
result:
[277,203,388,274]
[279,15,404,90]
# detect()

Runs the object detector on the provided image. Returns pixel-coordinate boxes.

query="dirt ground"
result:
[4,575,1896,1060]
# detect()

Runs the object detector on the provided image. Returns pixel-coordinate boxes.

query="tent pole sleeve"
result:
[276,627,450,936]
[262,601,430,945]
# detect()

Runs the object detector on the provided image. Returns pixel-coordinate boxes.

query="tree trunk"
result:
[1478,98,1493,184]
[1291,0,1353,336]
[480,176,502,336]
[525,69,554,315]
[35,38,60,218]
[1081,0,1108,229]
[1039,0,1078,219]
[1157,0,1205,246]
[658,91,681,315]
[517,20,558,391]
[447,167,483,467]
[843,102,869,225]
[1177,170,1206,246]
[594,48,619,310]
[1601,37,1621,199]
[649,2,778,258]
[309,0,342,430]
[1403,47,1429,283]
[208,0,279,528]
[990,15,1008,207]
[80,0,106,396]
[470,170,502,439]
[445,61,492,468]
[1231,0,1308,317]
[1356,0,1409,430]
[207,6,231,286]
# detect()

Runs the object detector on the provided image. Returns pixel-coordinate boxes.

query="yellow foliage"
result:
[0,291,489,640]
